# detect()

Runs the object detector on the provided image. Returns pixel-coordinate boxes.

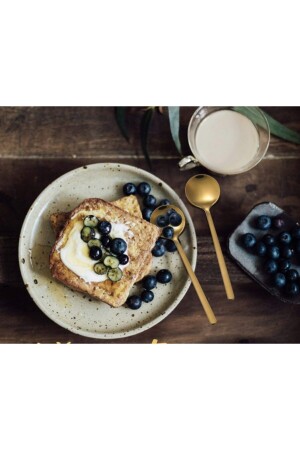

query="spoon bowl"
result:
[185,174,220,210]
[150,204,186,238]
[150,204,217,324]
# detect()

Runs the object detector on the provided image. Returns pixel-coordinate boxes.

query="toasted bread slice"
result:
[49,198,160,307]
[50,195,143,237]
[50,195,153,281]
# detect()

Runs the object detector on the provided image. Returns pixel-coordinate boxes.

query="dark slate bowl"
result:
[228,202,300,304]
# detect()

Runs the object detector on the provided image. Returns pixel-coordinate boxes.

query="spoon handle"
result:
[173,238,217,325]
[205,209,235,300]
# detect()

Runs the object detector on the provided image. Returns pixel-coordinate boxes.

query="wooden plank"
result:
[0,107,299,159]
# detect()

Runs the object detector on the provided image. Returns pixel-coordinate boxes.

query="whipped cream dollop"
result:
[59,220,131,283]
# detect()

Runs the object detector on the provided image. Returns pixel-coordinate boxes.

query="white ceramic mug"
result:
[179,106,270,175]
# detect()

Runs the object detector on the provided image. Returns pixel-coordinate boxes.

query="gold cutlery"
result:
[151,204,217,324]
[185,174,234,300]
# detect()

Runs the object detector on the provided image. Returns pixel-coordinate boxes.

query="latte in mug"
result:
[184,107,270,175]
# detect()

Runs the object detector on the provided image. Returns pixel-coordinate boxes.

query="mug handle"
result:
[178,155,201,170]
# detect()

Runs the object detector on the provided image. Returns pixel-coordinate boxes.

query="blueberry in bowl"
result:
[278,231,292,245]
[267,245,280,260]
[256,215,272,230]
[273,273,286,288]
[278,259,291,273]
[285,282,300,296]
[262,234,276,246]
[241,233,256,249]
[264,259,278,274]
[286,269,299,282]
[254,241,267,257]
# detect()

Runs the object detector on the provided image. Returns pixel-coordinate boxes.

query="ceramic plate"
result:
[19,163,197,339]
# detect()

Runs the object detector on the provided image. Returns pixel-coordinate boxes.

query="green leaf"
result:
[114,107,129,141]
[233,107,300,145]
[168,107,182,155]
[140,108,154,169]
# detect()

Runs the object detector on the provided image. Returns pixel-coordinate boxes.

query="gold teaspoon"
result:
[151,204,217,325]
[185,174,234,300]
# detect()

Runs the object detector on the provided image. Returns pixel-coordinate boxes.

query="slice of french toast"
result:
[50,195,153,282]
[49,198,160,307]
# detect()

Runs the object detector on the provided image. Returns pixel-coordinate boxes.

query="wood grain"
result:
[1,107,300,343]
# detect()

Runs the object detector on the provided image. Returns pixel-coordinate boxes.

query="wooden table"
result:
[1,107,300,343]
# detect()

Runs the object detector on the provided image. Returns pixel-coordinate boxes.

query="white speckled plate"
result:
[19,163,197,339]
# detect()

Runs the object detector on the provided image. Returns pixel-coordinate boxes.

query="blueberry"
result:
[98,221,112,235]
[163,226,174,239]
[141,290,154,303]
[137,182,151,197]
[166,240,177,252]
[262,234,276,246]
[143,194,157,208]
[156,215,169,227]
[285,282,300,296]
[118,254,129,265]
[256,215,272,230]
[89,246,102,261]
[272,216,285,229]
[286,269,299,281]
[267,245,280,260]
[166,208,176,217]
[101,235,111,248]
[273,273,286,288]
[254,241,267,257]
[126,295,142,310]
[291,224,300,240]
[241,233,256,249]
[156,269,172,284]
[264,259,278,274]
[278,259,292,273]
[142,207,153,221]
[110,238,127,255]
[156,237,168,246]
[143,275,157,290]
[280,245,294,259]
[278,231,292,245]
[152,242,166,257]
[169,212,182,226]
[123,182,137,196]
[159,199,171,206]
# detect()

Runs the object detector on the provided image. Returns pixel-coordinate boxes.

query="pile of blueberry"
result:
[123,180,180,310]
[81,216,128,282]
[123,181,181,256]
[126,269,173,310]
[241,215,300,297]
